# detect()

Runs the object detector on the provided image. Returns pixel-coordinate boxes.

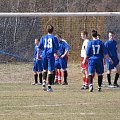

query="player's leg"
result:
[32,72,38,85]
[37,60,43,85]
[47,56,55,92]
[106,58,115,88]
[80,57,88,89]
[32,60,38,85]
[96,59,104,92]
[114,64,120,87]
[80,68,86,89]
[54,69,58,84]
[38,71,42,85]
[54,58,61,84]
[42,57,48,90]
[52,70,55,85]
[62,69,68,85]
[60,57,68,85]
[88,59,95,92]
[58,69,62,84]
[84,69,89,89]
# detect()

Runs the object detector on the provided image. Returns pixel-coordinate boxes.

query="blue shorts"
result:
[88,59,104,75]
[42,54,55,71]
[33,59,43,72]
[106,57,119,70]
[55,58,61,69]
[59,56,67,69]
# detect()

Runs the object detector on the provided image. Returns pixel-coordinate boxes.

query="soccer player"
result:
[83,30,112,92]
[104,31,120,88]
[32,38,43,85]
[80,31,89,89]
[37,25,59,92]
[56,34,70,85]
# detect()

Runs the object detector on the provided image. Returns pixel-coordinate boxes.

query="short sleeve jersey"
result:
[104,40,118,57]
[58,39,70,57]
[81,39,90,57]
[38,33,59,56]
[86,39,107,60]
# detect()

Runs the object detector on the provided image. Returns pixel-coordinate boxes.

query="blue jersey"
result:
[58,39,70,57]
[38,34,59,56]
[86,39,107,60]
[33,45,43,72]
[33,45,42,59]
[104,40,118,57]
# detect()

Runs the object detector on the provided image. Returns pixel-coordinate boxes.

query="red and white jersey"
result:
[81,39,89,57]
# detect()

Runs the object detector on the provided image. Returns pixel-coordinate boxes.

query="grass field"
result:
[0,63,120,120]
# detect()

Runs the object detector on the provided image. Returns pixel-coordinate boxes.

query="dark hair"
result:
[56,34,62,38]
[108,31,114,34]
[81,31,88,37]
[97,34,101,38]
[47,25,54,33]
[91,30,97,37]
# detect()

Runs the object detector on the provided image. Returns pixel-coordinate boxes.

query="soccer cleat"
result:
[37,82,42,85]
[89,85,93,92]
[113,83,120,88]
[62,82,68,85]
[47,86,53,92]
[101,83,106,87]
[84,85,89,89]
[98,87,102,92]
[42,82,47,91]
[81,85,85,90]
[108,84,115,88]
[32,82,37,85]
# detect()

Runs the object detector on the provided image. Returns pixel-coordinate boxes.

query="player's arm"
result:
[36,38,42,60]
[82,56,87,65]
[61,42,70,58]
[82,41,91,65]
[36,48,41,60]
[103,43,113,64]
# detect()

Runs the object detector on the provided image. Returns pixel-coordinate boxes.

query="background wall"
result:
[0,0,120,62]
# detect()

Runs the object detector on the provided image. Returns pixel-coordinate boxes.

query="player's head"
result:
[97,34,101,39]
[81,31,88,40]
[108,31,114,40]
[55,34,62,40]
[91,30,97,38]
[35,38,39,45]
[47,25,54,33]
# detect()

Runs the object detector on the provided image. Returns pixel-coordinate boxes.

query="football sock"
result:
[114,73,119,84]
[107,74,111,85]
[43,71,47,81]
[52,70,55,84]
[58,71,61,83]
[55,71,58,83]
[48,74,53,85]
[82,77,86,85]
[85,78,88,86]
[34,74,38,83]
[64,70,68,83]
[39,73,42,83]
[98,75,102,87]
[88,75,93,85]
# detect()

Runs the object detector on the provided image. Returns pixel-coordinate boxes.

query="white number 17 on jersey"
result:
[92,45,100,54]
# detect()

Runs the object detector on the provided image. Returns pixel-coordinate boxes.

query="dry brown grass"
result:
[0,63,120,120]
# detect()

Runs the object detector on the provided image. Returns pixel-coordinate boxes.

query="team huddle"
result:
[32,25,70,92]
[80,30,120,92]
[32,24,120,92]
